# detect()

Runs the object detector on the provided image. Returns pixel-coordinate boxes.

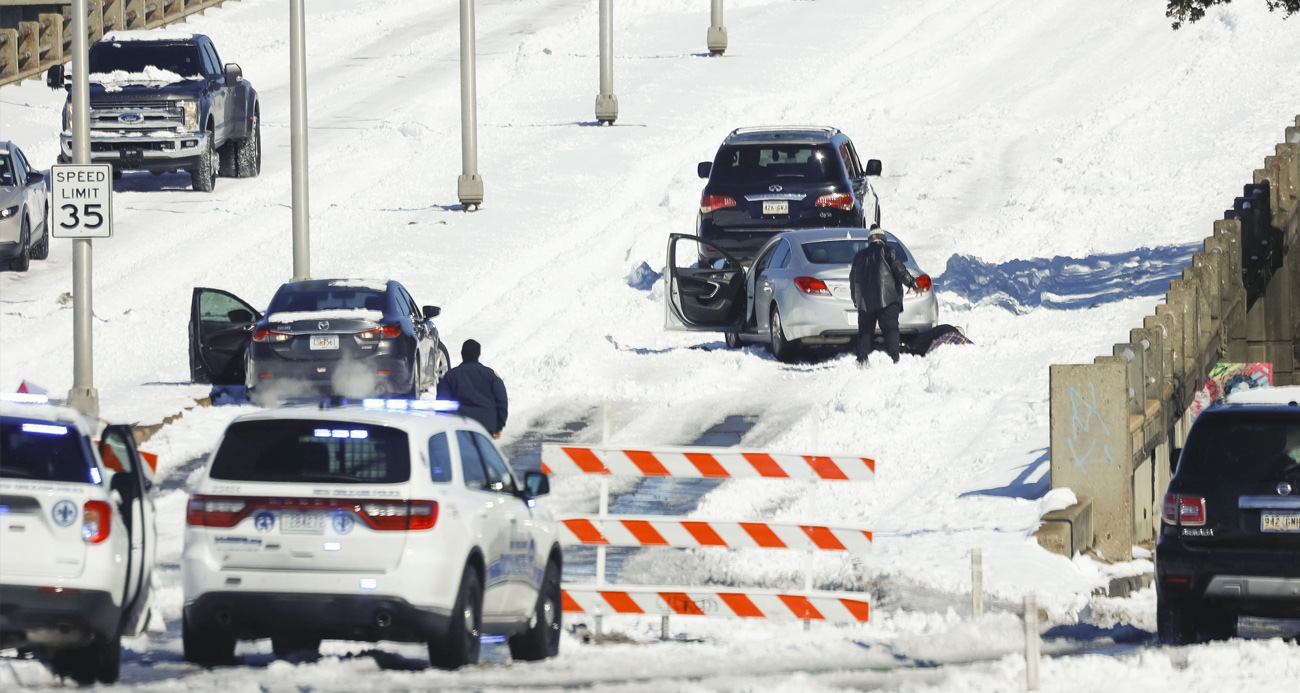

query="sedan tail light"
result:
[252,329,291,343]
[814,193,854,210]
[82,501,111,543]
[914,274,932,293]
[1162,493,1207,527]
[794,276,832,296]
[356,324,403,341]
[700,195,737,214]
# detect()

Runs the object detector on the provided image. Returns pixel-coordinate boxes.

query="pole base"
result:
[707,26,728,55]
[67,386,100,418]
[457,173,484,210]
[595,93,619,125]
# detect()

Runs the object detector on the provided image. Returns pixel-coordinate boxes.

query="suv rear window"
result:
[801,240,908,264]
[0,418,97,484]
[711,145,839,184]
[210,419,410,484]
[1178,412,1300,482]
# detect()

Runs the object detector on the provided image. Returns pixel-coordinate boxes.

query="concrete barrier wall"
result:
[1042,117,1300,561]
[0,0,234,87]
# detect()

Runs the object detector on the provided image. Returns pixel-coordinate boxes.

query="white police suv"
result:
[181,399,561,668]
[0,395,158,684]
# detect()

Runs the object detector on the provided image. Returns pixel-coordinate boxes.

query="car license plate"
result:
[762,201,789,215]
[309,335,339,350]
[1261,511,1300,533]
[845,310,858,326]
[280,511,326,534]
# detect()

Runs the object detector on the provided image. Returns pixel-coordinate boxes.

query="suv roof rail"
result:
[728,125,840,138]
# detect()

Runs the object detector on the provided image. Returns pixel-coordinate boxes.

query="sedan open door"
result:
[189,287,261,385]
[664,234,748,332]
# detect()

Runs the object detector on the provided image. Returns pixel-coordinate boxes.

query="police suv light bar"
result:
[1,393,51,404]
[360,398,460,412]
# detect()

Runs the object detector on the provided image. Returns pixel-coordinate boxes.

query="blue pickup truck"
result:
[47,30,260,192]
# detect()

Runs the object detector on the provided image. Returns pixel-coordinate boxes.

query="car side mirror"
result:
[865,159,882,177]
[697,161,712,179]
[422,305,440,319]
[228,308,254,323]
[523,471,549,497]
[224,63,243,84]
[46,64,65,90]
[27,171,44,184]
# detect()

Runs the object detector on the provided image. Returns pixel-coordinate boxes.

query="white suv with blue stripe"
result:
[180,399,561,668]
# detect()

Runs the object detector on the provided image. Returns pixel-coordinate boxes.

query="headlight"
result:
[179,100,199,132]
[63,101,72,133]
[0,206,18,220]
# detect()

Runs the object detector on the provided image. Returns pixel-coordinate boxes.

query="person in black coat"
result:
[849,227,919,364]
[435,339,508,437]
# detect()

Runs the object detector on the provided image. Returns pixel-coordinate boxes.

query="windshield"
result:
[209,419,411,484]
[801,240,909,265]
[711,144,839,184]
[0,418,98,484]
[89,42,204,77]
[1178,412,1300,483]
[267,287,387,314]
[0,154,15,186]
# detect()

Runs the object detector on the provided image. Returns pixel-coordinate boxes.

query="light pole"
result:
[458,0,484,210]
[290,0,311,280]
[595,0,617,125]
[67,0,98,417]
[708,0,727,55]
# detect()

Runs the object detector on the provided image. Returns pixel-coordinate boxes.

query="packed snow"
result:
[2,0,1299,689]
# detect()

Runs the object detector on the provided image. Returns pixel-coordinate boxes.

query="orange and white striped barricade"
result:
[540,444,875,481]
[561,585,871,625]
[556,514,873,552]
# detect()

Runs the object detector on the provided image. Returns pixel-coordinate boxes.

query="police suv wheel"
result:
[508,559,562,661]
[51,634,120,684]
[183,613,236,667]
[429,563,482,669]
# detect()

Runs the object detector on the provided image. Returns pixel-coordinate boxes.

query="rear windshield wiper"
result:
[293,471,365,483]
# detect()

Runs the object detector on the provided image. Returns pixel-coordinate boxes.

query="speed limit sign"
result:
[50,164,113,239]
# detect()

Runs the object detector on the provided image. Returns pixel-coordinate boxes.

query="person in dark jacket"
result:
[435,339,508,437]
[849,227,919,364]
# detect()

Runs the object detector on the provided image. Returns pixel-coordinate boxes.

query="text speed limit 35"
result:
[50,164,113,239]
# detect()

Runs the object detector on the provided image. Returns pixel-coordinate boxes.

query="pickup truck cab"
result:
[47,31,260,192]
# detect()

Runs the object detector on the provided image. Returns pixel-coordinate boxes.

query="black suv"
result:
[48,31,260,192]
[1156,389,1300,644]
[695,126,881,265]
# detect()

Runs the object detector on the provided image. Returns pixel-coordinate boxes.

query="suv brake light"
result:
[360,500,438,531]
[1162,493,1207,527]
[187,495,249,527]
[356,325,402,341]
[82,501,111,543]
[794,276,831,296]
[252,329,291,343]
[186,495,437,531]
[700,195,736,214]
[814,192,854,210]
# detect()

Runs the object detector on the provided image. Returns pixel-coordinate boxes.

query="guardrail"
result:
[1041,116,1300,562]
[0,0,235,87]
[543,443,875,635]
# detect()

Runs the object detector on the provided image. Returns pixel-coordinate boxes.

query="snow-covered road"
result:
[3,0,1299,689]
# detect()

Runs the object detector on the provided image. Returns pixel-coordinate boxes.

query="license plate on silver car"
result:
[309,335,339,350]
[280,511,326,534]
[762,201,789,215]
[1261,511,1300,533]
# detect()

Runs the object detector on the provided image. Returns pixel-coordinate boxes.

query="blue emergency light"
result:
[360,399,459,412]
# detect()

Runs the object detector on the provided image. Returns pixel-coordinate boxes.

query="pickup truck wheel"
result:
[232,113,262,178]
[191,130,217,193]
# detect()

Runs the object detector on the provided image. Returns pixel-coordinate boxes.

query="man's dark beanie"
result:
[462,339,481,362]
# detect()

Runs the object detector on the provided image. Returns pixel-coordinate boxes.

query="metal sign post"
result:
[66,0,98,417]
[708,0,727,55]
[595,0,617,125]
[457,0,484,210]
[290,0,311,280]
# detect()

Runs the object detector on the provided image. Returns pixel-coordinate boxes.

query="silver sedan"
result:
[665,228,939,361]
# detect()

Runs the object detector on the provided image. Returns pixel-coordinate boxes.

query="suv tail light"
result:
[814,192,854,210]
[187,495,249,527]
[700,195,737,214]
[1162,493,1207,527]
[914,274,932,293]
[794,276,832,296]
[252,329,291,343]
[356,325,402,341]
[82,501,111,543]
[360,500,438,531]
[186,495,437,531]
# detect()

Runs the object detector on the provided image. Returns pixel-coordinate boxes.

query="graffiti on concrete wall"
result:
[1067,382,1113,468]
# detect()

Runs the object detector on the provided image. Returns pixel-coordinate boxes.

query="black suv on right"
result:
[695,126,881,265]
[1157,386,1300,644]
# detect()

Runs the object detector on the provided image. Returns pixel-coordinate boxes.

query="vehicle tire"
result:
[724,331,741,349]
[508,559,562,661]
[9,216,31,272]
[52,634,120,684]
[30,222,49,260]
[233,112,261,178]
[1195,602,1237,642]
[183,613,236,667]
[1156,597,1196,645]
[191,129,217,192]
[271,634,321,660]
[768,305,798,363]
[435,343,451,381]
[429,563,482,670]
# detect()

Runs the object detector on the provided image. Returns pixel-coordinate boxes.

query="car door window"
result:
[845,141,865,178]
[11,151,26,186]
[473,433,517,494]
[398,287,418,320]
[200,290,256,323]
[207,41,223,70]
[429,432,452,482]
[457,430,488,490]
[753,247,776,275]
[770,240,792,270]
